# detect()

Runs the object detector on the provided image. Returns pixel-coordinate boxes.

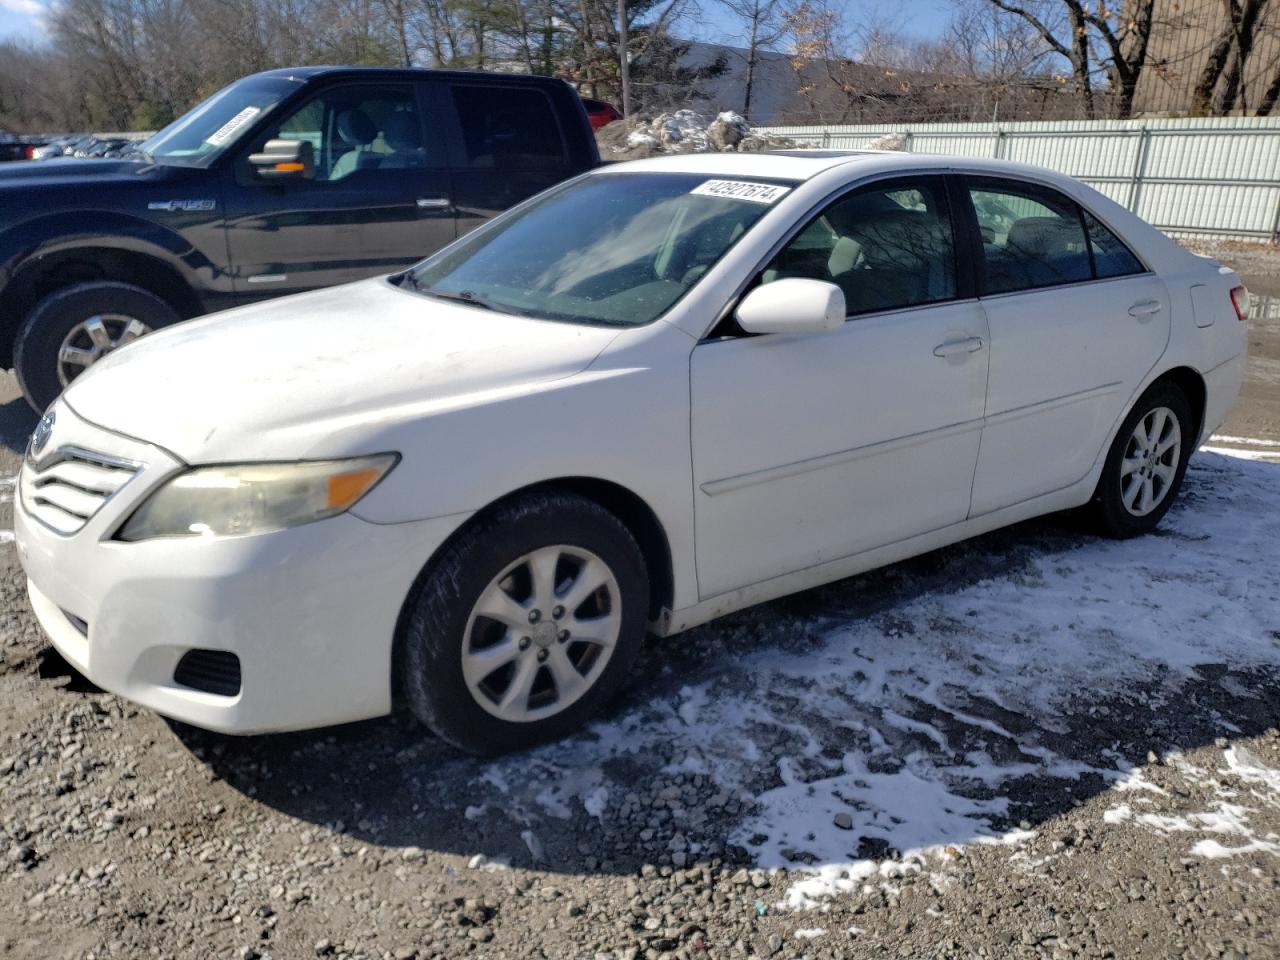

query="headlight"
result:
[116,454,398,541]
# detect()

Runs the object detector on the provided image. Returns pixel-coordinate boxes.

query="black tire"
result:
[401,491,650,755]
[1089,381,1195,538]
[14,281,182,412]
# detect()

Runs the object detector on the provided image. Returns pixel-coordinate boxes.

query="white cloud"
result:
[0,0,44,17]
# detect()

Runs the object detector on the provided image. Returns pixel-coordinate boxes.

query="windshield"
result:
[405,172,793,327]
[139,76,302,167]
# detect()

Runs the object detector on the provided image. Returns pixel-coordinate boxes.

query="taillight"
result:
[23,145,35,160]
[1230,286,1250,322]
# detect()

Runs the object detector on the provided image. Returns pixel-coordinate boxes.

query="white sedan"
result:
[15,151,1247,753]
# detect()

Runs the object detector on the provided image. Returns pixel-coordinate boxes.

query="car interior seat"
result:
[378,112,424,169]
[330,108,378,180]
[830,207,952,313]
[994,216,1091,289]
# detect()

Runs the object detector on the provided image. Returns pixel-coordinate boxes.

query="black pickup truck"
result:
[0,67,599,409]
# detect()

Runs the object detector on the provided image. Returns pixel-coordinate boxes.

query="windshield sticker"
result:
[691,180,791,204]
[205,106,262,147]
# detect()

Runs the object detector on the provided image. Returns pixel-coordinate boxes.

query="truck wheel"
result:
[14,282,181,412]
[401,491,649,755]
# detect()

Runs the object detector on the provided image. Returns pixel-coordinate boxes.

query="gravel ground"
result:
[2,243,1280,960]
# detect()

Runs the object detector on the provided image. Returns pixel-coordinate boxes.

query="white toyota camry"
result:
[15,151,1247,753]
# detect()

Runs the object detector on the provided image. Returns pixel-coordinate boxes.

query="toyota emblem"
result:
[30,410,55,458]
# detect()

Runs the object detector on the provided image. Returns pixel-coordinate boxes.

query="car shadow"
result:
[159,455,1280,880]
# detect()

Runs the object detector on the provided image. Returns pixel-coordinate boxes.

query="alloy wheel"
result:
[1120,405,1182,517]
[57,313,151,387]
[462,545,622,723]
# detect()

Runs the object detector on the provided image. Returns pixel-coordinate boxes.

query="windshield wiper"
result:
[422,287,506,313]
[395,270,423,293]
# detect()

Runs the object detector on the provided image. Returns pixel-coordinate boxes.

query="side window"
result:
[760,178,957,316]
[259,84,426,183]
[968,179,1090,294]
[450,85,567,171]
[1082,210,1145,278]
[275,100,324,156]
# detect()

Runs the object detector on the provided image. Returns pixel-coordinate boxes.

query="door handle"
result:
[1128,299,1163,319]
[933,337,985,358]
[416,197,452,210]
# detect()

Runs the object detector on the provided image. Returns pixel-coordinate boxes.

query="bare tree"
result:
[1083,0,1156,119]
[619,0,632,113]
[713,0,784,119]
[1190,0,1271,114]
[984,0,1097,117]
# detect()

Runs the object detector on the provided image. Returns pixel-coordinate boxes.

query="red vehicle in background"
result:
[582,97,622,131]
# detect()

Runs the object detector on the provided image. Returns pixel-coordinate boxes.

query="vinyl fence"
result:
[755,117,1280,243]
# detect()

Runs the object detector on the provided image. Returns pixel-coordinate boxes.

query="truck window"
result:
[262,84,428,182]
[450,85,567,172]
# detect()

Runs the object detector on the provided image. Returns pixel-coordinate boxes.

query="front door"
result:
[962,176,1172,516]
[690,176,990,598]
[223,81,455,301]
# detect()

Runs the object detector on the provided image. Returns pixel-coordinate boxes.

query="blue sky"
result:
[1,0,47,43]
[0,0,953,48]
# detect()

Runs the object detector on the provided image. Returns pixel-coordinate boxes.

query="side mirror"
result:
[249,139,315,180]
[735,278,846,335]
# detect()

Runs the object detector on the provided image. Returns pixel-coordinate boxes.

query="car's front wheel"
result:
[1090,381,1195,538]
[14,281,181,412]
[401,491,649,754]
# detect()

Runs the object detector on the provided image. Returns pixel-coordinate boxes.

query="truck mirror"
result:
[248,139,315,181]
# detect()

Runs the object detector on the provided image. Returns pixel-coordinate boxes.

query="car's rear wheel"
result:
[14,282,181,412]
[1089,381,1195,538]
[401,491,649,755]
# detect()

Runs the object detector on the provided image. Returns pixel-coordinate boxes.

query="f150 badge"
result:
[148,199,216,212]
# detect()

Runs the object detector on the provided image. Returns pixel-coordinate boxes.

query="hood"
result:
[0,157,170,188]
[64,278,621,463]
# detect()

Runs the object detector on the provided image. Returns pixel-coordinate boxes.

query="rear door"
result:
[223,81,456,301]
[442,81,578,236]
[962,175,1171,516]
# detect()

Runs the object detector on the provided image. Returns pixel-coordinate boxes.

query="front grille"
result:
[173,650,242,697]
[22,447,141,535]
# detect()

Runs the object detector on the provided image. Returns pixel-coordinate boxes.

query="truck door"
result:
[222,81,455,301]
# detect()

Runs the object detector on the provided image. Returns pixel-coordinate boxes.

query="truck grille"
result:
[22,447,141,535]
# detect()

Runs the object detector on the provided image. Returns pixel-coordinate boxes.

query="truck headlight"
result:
[116,455,398,541]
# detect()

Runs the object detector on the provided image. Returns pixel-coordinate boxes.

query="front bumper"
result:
[15,402,465,734]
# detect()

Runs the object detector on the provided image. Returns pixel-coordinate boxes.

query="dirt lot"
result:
[2,247,1279,960]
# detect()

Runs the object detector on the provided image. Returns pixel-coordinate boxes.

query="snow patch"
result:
[465,453,1280,903]
[583,786,609,820]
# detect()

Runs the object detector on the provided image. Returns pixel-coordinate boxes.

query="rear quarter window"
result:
[1082,210,1146,278]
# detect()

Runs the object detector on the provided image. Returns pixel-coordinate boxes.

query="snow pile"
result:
[464,448,1280,907]
[598,110,799,161]
[866,132,908,151]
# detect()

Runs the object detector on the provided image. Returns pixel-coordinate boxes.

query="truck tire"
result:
[401,491,649,755]
[14,282,182,412]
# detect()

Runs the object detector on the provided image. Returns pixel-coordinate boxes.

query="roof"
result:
[603,150,875,181]
[601,149,1085,188]
[248,66,572,87]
